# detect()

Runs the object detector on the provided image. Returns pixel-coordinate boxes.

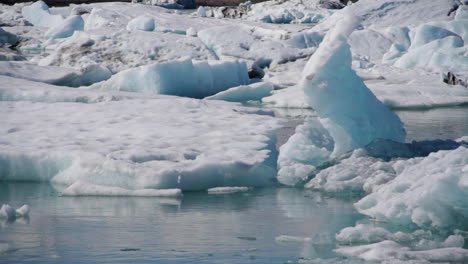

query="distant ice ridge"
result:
[277,14,405,186]
[91,59,250,98]
[0,97,279,193]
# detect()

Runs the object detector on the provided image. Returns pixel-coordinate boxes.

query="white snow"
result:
[91,59,250,98]
[204,82,273,102]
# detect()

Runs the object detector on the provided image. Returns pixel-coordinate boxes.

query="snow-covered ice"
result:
[1,96,279,193]
[45,15,84,39]
[355,147,468,229]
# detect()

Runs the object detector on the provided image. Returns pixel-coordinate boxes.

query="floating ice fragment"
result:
[62,181,183,197]
[0,204,16,220]
[207,187,251,194]
[275,235,311,243]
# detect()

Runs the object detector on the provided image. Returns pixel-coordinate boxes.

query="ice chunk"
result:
[301,15,406,156]
[275,235,311,243]
[92,59,250,98]
[277,118,333,186]
[21,1,64,28]
[355,147,468,229]
[335,240,468,262]
[0,204,15,220]
[0,28,18,45]
[62,181,182,197]
[197,6,207,17]
[305,149,396,194]
[45,15,84,39]
[126,16,155,32]
[410,24,461,50]
[15,205,29,217]
[0,98,279,192]
[205,82,273,102]
[207,187,251,194]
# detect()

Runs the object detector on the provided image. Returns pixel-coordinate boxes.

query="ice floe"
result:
[0,96,279,192]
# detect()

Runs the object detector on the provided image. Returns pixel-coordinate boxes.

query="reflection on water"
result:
[0,183,364,263]
[272,106,468,143]
[395,107,468,142]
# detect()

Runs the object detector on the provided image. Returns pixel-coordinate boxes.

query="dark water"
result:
[1,107,467,263]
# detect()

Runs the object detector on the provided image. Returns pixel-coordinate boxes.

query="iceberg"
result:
[92,59,250,98]
[277,15,406,186]
[301,14,406,156]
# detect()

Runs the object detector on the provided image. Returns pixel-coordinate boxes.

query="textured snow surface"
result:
[336,240,468,262]
[0,97,279,192]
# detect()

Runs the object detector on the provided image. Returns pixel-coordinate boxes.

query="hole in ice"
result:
[183,153,197,160]
[7,127,20,133]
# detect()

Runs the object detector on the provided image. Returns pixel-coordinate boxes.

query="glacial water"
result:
[1,106,467,264]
